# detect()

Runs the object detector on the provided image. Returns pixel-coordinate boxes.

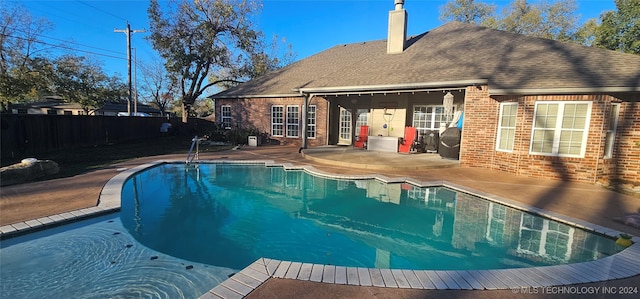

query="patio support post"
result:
[351,107,357,145]
[300,94,312,151]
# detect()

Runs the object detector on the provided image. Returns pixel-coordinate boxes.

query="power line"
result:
[6,26,125,57]
[76,0,127,22]
[2,33,127,61]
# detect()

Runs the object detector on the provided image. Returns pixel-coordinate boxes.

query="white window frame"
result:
[604,103,620,159]
[271,167,283,185]
[355,109,369,128]
[496,103,518,152]
[529,101,592,158]
[412,105,454,136]
[306,105,316,139]
[286,105,300,138]
[517,214,574,261]
[271,105,284,137]
[221,105,232,129]
[486,203,506,244]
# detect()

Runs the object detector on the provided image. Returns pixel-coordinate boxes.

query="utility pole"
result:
[133,47,138,115]
[114,22,145,116]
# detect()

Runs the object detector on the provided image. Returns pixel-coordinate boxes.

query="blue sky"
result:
[14,0,616,81]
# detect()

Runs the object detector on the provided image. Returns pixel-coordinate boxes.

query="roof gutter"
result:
[490,86,640,96]
[210,93,302,99]
[294,79,489,96]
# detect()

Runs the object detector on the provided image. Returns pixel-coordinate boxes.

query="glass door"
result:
[338,107,352,145]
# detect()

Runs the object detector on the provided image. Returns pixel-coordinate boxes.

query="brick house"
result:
[211,2,640,185]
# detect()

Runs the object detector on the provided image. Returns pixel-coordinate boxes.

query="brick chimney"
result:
[387,0,407,54]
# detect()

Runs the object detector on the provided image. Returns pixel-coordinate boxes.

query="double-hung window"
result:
[306,105,316,139]
[221,105,232,129]
[530,101,591,157]
[604,103,620,159]
[496,103,518,152]
[518,214,574,261]
[412,105,453,136]
[271,105,284,137]
[286,105,299,138]
[486,203,506,245]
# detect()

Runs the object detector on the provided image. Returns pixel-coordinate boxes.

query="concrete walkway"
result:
[1,144,639,299]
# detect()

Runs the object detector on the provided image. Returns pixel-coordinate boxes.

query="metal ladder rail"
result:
[186,135,201,164]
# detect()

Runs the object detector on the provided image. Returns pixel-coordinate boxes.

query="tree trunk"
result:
[181,102,188,123]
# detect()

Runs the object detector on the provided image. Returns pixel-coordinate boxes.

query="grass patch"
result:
[1,136,232,180]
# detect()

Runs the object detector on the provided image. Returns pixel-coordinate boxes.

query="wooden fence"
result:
[1,114,212,160]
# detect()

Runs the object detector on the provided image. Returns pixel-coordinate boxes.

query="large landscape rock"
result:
[0,158,59,186]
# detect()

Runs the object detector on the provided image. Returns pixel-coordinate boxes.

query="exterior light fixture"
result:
[443,91,454,115]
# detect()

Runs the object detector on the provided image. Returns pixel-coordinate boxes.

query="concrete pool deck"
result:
[1,144,639,298]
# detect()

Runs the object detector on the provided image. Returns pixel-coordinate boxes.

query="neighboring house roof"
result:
[11,101,161,114]
[100,102,161,114]
[15,101,85,110]
[212,22,640,98]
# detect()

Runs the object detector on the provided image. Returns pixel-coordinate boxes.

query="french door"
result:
[338,107,352,145]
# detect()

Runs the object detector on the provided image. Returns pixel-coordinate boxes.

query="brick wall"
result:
[459,85,497,169]
[598,100,640,185]
[461,89,640,185]
[451,192,489,251]
[215,96,329,147]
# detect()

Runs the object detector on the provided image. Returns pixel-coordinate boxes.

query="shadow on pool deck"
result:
[1,144,639,298]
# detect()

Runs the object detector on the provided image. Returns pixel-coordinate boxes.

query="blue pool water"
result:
[0,214,233,299]
[0,163,619,298]
[120,163,617,271]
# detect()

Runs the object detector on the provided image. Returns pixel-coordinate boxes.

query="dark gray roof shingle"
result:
[212,22,640,98]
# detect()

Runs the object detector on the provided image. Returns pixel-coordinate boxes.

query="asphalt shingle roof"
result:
[212,22,640,98]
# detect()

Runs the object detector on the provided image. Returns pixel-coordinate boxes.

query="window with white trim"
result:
[530,101,591,157]
[221,105,232,129]
[271,167,283,185]
[285,170,300,189]
[412,105,454,136]
[604,103,620,159]
[486,203,506,245]
[271,105,284,137]
[306,105,316,139]
[286,105,299,138]
[355,109,369,128]
[517,214,574,261]
[496,103,518,152]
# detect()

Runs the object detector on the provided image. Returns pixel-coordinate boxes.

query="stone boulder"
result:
[0,158,60,186]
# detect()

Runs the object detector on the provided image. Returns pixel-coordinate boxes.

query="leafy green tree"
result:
[147,0,291,123]
[0,3,54,109]
[594,0,639,54]
[492,0,579,41]
[52,55,120,114]
[574,18,599,47]
[1,3,128,113]
[440,0,580,42]
[439,0,496,25]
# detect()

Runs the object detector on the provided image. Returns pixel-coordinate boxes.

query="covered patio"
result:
[297,81,475,154]
[301,146,459,170]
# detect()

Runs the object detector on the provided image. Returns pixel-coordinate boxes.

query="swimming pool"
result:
[119,163,618,271]
[1,160,638,298]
